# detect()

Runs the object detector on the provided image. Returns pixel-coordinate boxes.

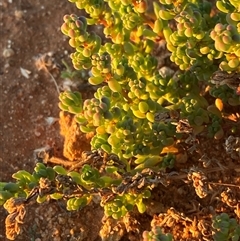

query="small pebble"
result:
[34,130,41,137]
[69,229,75,235]
[15,10,24,19]
[3,48,14,58]
[176,152,188,164]
[53,237,61,241]
[58,216,66,225]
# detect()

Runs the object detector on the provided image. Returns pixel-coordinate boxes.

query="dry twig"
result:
[35,53,60,94]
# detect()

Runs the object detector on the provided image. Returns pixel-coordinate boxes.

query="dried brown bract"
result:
[224,135,240,160]
[188,217,201,239]
[211,70,240,92]
[220,187,238,208]
[154,112,172,122]
[173,119,200,153]
[67,149,126,173]
[111,169,170,195]
[197,219,212,241]
[99,216,125,241]
[151,207,192,229]
[4,197,26,240]
[122,213,140,234]
[175,119,193,134]
[235,203,240,218]
[187,167,209,198]
[38,177,55,196]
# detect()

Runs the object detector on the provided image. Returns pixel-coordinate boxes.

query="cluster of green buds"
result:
[210,23,240,71]
[104,189,151,219]
[215,1,240,72]
[212,213,240,241]
[69,0,150,45]
[0,163,56,205]
[0,182,20,205]
[69,0,106,19]
[142,226,173,241]
[66,195,89,211]
[167,2,216,72]
[61,14,101,69]
[216,0,240,15]
[128,53,158,78]
[210,84,239,104]
[158,0,240,80]
[153,1,214,76]
[59,90,83,114]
